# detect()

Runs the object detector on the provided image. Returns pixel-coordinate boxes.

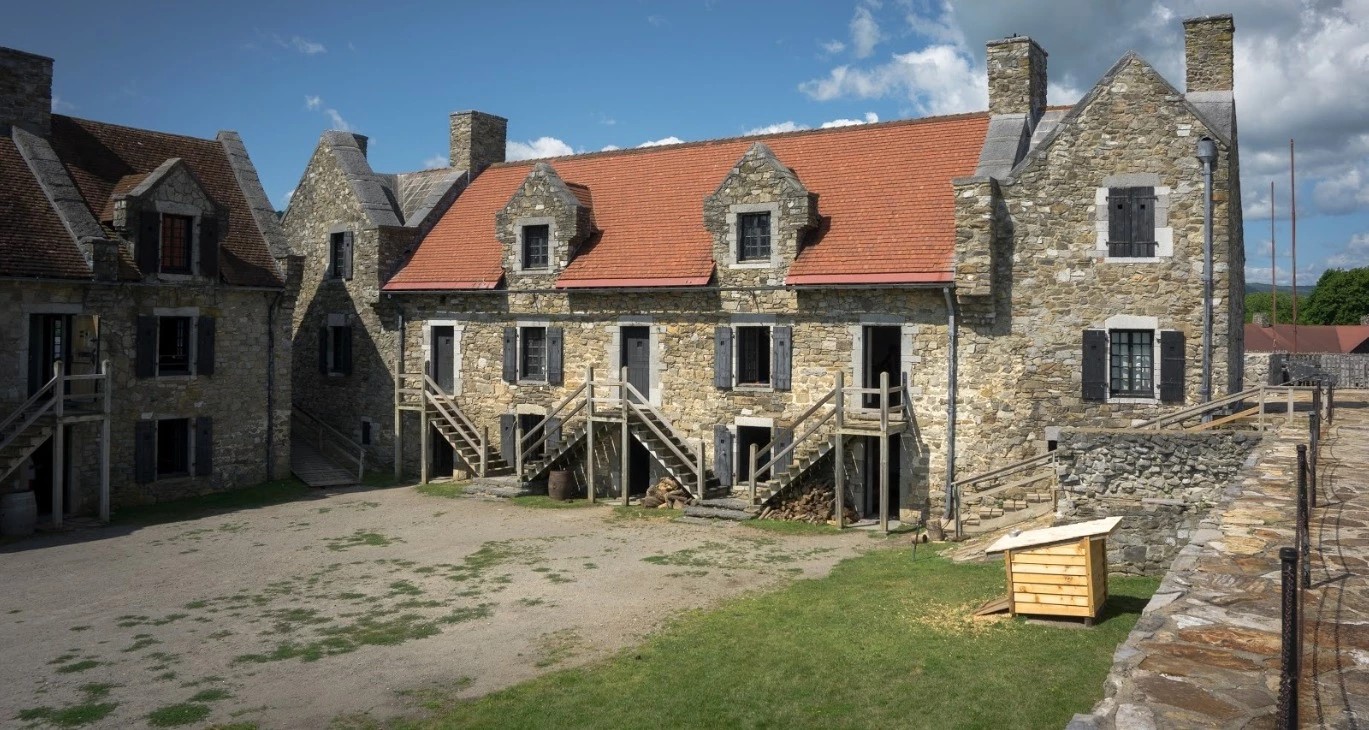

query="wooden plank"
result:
[1084,533,1098,616]
[1023,543,1086,557]
[1015,554,1087,567]
[1015,583,1089,596]
[1005,550,1015,617]
[1014,592,1090,607]
[1011,573,1090,587]
[1014,602,1091,618]
[1011,563,1087,576]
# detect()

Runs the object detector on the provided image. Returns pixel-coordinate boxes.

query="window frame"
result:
[159,213,194,275]
[521,224,551,271]
[326,324,351,376]
[735,325,772,387]
[737,212,772,263]
[156,315,195,378]
[329,231,347,279]
[519,326,548,382]
[1108,329,1156,399]
[155,417,192,479]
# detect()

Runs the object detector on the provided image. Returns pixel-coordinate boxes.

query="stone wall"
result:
[1183,15,1235,93]
[449,111,506,175]
[0,280,292,510]
[0,46,52,135]
[1055,428,1259,575]
[985,36,1047,119]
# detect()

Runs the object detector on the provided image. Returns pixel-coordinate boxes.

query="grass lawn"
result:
[404,544,1155,730]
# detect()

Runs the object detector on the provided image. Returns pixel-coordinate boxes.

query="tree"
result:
[1245,291,1308,324]
[1302,267,1369,325]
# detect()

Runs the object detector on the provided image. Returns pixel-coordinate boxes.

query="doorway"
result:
[736,425,772,484]
[28,313,72,395]
[518,414,545,460]
[862,435,901,519]
[627,439,651,496]
[431,326,455,393]
[620,326,650,402]
[862,326,902,409]
[430,424,454,478]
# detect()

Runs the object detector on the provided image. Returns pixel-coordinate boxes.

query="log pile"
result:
[759,483,859,525]
[640,477,693,509]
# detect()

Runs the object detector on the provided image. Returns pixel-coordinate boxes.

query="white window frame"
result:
[422,320,466,396]
[1094,174,1173,263]
[153,306,199,379]
[729,314,777,392]
[732,417,774,485]
[611,317,662,406]
[514,217,557,274]
[1103,314,1160,404]
[724,203,781,269]
[516,321,550,384]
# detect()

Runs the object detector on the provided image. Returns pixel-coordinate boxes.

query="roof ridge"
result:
[54,114,221,146]
[486,110,992,168]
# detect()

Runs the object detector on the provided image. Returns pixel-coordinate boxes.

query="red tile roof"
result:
[42,115,283,287]
[386,112,990,290]
[0,136,92,279]
[1246,324,1369,354]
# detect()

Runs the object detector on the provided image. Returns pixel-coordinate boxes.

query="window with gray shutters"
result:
[1107,187,1157,257]
[520,327,547,380]
[736,326,771,386]
[1109,330,1154,397]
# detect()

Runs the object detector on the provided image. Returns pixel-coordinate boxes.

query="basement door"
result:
[620,326,650,403]
[862,435,901,519]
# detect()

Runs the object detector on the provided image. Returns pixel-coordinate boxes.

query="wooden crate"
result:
[986,516,1121,624]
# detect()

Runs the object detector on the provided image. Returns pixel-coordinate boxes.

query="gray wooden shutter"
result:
[1082,329,1108,401]
[714,327,732,389]
[1133,188,1155,245]
[502,327,517,383]
[194,416,213,477]
[137,211,160,274]
[1159,330,1186,403]
[1107,189,1131,245]
[318,326,329,374]
[713,425,733,487]
[772,325,792,391]
[338,326,353,375]
[134,420,157,483]
[342,231,355,280]
[196,316,215,376]
[898,437,913,505]
[546,417,562,452]
[199,215,220,280]
[135,315,158,378]
[773,426,793,475]
[499,414,517,464]
[546,327,564,385]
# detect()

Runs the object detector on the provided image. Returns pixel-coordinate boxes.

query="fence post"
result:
[1327,381,1334,425]
[748,444,758,504]
[586,366,596,503]
[480,426,488,478]
[1277,546,1300,730]
[1287,387,1294,425]
[1309,411,1319,510]
[834,372,845,530]
[1297,444,1311,590]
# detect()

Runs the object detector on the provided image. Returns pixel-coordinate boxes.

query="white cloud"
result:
[637,136,684,148]
[745,121,808,135]
[50,95,76,112]
[324,108,352,132]
[801,44,987,116]
[1327,232,1369,270]
[423,154,449,169]
[304,95,321,111]
[647,14,667,27]
[598,114,617,126]
[304,95,352,131]
[821,111,880,128]
[507,136,575,160]
[600,145,622,152]
[850,4,883,58]
[289,36,326,54]
[821,39,847,54]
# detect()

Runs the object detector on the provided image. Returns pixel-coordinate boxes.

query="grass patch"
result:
[113,478,312,525]
[605,505,677,522]
[53,659,101,674]
[189,688,232,703]
[416,483,468,499]
[411,546,1156,729]
[509,496,595,510]
[17,703,117,727]
[147,703,211,727]
[121,636,160,652]
[325,531,403,552]
[533,629,586,668]
[234,612,441,664]
[742,519,843,536]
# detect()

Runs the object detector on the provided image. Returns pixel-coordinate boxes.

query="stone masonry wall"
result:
[704,142,816,289]
[0,47,52,135]
[1055,428,1259,575]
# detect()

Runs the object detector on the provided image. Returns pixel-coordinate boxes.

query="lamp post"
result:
[1196,137,1217,416]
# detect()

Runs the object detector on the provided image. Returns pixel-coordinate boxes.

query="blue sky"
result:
[6,1,1367,285]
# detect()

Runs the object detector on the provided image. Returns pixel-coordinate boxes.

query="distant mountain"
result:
[1247,283,1305,295]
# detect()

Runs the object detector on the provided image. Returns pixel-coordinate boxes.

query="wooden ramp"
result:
[291,438,357,487]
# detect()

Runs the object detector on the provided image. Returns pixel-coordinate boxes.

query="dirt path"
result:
[0,487,871,728]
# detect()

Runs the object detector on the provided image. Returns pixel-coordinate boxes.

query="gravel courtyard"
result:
[0,486,870,728]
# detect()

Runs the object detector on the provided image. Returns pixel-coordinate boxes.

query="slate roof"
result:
[1245,324,1369,354]
[385,112,990,291]
[0,135,90,279]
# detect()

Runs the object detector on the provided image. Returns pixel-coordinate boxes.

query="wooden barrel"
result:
[0,491,37,536]
[547,470,573,501]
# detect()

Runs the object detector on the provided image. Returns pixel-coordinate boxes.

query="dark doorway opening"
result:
[29,313,72,395]
[30,427,72,517]
[862,435,901,519]
[430,424,454,478]
[628,438,651,496]
[862,325,902,409]
[736,425,772,484]
[620,326,650,402]
[519,414,545,460]
[431,326,455,393]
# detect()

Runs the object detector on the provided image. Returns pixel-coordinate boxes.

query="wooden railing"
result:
[422,375,490,479]
[292,404,366,483]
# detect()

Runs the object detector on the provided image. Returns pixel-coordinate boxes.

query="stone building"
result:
[0,46,294,522]
[285,16,1244,528]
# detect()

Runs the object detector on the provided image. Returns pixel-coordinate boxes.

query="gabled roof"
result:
[1246,324,1369,354]
[1,115,285,286]
[985,516,1123,554]
[385,112,990,291]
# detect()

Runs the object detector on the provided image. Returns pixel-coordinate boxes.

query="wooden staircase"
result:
[290,405,366,487]
[951,451,1058,536]
[423,379,514,479]
[0,413,54,486]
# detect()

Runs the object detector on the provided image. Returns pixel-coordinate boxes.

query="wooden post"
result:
[1287,387,1294,425]
[748,444,758,504]
[393,369,403,481]
[1258,385,1266,433]
[515,420,524,480]
[480,426,488,478]
[586,366,596,503]
[51,361,63,529]
[696,439,705,498]
[879,371,889,533]
[620,366,629,506]
[834,372,845,529]
[99,359,110,523]
[419,393,430,485]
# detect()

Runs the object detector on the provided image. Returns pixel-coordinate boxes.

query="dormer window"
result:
[328,231,353,280]
[738,212,771,262]
[522,224,550,270]
[160,214,193,274]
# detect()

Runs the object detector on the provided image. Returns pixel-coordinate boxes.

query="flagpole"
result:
[1290,139,1298,353]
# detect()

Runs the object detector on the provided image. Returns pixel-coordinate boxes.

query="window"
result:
[736,326,771,386]
[522,224,550,269]
[156,418,191,477]
[521,327,547,380]
[330,232,347,279]
[1109,330,1154,397]
[160,214,193,273]
[157,317,193,376]
[1107,187,1156,257]
[739,213,771,262]
[328,325,352,375]
[360,420,373,446]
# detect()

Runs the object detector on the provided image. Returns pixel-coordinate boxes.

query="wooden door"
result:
[621,327,650,403]
[431,326,455,393]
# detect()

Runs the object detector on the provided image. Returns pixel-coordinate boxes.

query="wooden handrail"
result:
[0,373,59,439]
[522,399,587,462]
[292,404,366,480]
[951,450,1056,490]
[1134,386,1265,429]
[422,375,482,438]
[753,407,835,485]
[520,381,587,454]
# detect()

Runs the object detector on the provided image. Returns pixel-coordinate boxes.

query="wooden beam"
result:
[99,359,110,523]
[621,367,630,507]
[587,367,596,503]
[1187,405,1260,431]
[52,361,63,529]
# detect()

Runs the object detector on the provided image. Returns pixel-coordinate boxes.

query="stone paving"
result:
[1071,394,1369,729]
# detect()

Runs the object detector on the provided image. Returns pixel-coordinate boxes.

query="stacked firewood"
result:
[759,483,859,524]
[640,477,693,509]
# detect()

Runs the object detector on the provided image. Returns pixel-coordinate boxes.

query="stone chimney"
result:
[1253,312,1271,328]
[350,133,369,158]
[1183,14,1235,93]
[985,36,1047,123]
[0,47,53,136]
[449,111,507,176]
